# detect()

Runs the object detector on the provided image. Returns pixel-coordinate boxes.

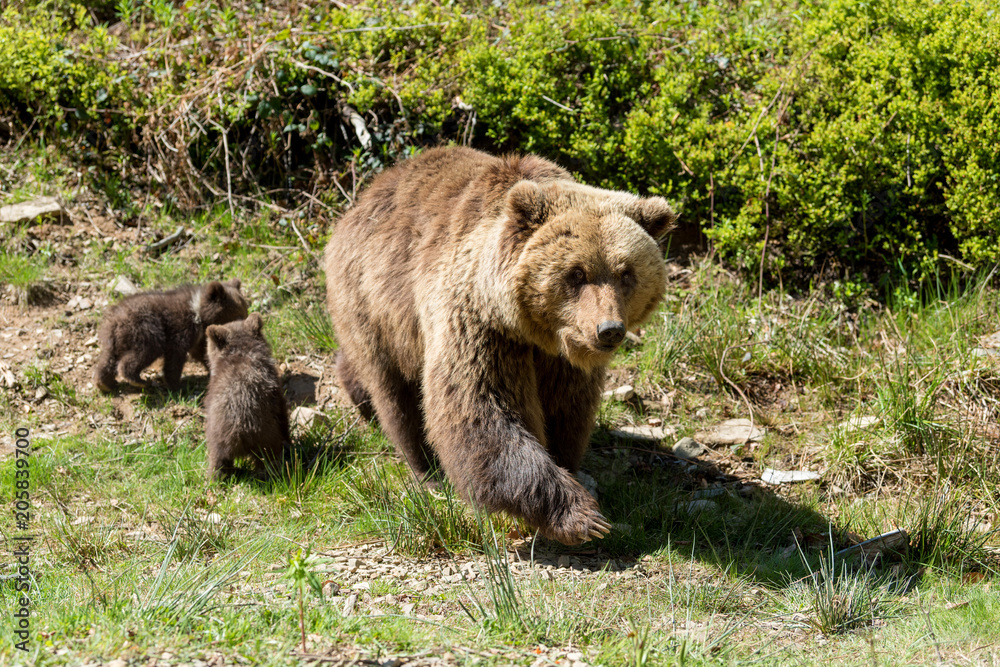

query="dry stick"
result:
[209,117,236,221]
[146,226,186,253]
[289,217,313,257]
[719,341,769,447]
[757,95,789,328]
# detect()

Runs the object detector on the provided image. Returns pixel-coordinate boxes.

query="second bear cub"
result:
[204,313,290,478]
[93,280,249,392]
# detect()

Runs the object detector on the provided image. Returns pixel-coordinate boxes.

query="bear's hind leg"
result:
[335,351,375,421]
[358,361,435,479]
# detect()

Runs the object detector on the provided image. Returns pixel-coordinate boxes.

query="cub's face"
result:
[200,279,250,327]
[512,191,671,370]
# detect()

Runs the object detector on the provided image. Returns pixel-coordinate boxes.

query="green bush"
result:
[2,0,999,282]
[0,5,134,139]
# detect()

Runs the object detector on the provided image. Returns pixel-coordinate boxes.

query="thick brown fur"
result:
[92,280,248,392]
[204,313,291,478]
[325,146,676,546]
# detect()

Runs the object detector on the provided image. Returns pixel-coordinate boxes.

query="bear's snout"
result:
[596,320,626,348]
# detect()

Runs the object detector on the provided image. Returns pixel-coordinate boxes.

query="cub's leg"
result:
[93,348,119,393]
[117,349,158,389]
[162,348,187,391]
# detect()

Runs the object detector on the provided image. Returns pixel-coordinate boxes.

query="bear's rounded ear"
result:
[627,196,678,246]
[502,181,548,254]
[207,325,229,350]
[505,180,547,227]
[205,281,226,302]
[246,313,263,335]
[229,279,242,291]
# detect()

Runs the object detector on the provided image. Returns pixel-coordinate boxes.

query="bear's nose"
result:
[596,320,626,347]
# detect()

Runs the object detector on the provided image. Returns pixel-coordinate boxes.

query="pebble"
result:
[342,593,358,617]
[602,384,635,402]
[685,500,718,514]
[557,555,571,568]
[672,437,704,460]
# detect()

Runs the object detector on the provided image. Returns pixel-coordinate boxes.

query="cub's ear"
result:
[227,279,242,291]
[245,313,263,335]
[205,281,226,302]
[627,196,678,246]
[207,325,229,351]
[502,180,548,253]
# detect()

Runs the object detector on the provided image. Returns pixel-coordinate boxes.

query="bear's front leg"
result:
[423,337,611,546]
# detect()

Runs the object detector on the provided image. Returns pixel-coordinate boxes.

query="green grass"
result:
[2,151,1000,665]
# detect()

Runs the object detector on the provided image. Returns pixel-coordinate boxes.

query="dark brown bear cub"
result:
[204,313,290,478]
[325,146,675,546]
[93,280,249,392]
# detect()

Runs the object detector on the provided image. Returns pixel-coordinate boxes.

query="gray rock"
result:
[839,415,881,433]
[342,593,358,617]
[685,500,718,514]
[113,275,139,296]
[760,468,820,484]
[0,196,67,224]
[291,406,330,429]
[611,425,669,441]
[576,471,598,499]
[602,384,635,402]
[694,418,764,445]
[672,437,704,459]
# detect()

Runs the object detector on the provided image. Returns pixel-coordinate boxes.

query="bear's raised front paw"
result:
[540,493,612,546]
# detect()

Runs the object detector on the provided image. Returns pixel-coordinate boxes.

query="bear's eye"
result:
[621,269,635,288]
[568,267,586,286]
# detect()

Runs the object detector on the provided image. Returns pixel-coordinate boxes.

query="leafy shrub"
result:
[0,5,134,139]
[2,0,999,282]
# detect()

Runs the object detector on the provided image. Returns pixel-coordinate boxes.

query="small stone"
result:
[685,500,718,514]
[694,418,764,445]
[34,386,48,401]
[323,581,341,596]
[576,471,598,499]
[205,512,222,524]
[602,385,635,402]
[401,603,415,615]
[839,415,881,433]
[411,580,429,592]
[113,275,139,296]
[291,406,330,429]
[611,425,667,441]
[695,407,710,419]
[539,569,555,581]
[441,565,456,577]
[672,437,704,460]
[623,331,642,348]
[107,660,127,667]
[346,558,359,573]
[342,593,358,616]
[557,555,571,568]
[77,297,93,310]
[761,468,820,484]
[567,652,584,662]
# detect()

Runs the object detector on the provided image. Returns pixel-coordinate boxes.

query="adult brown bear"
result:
[325,147,675,545]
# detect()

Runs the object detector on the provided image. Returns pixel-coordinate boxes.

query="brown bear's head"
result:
[198,279,250,328]
[506,181,675,370]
